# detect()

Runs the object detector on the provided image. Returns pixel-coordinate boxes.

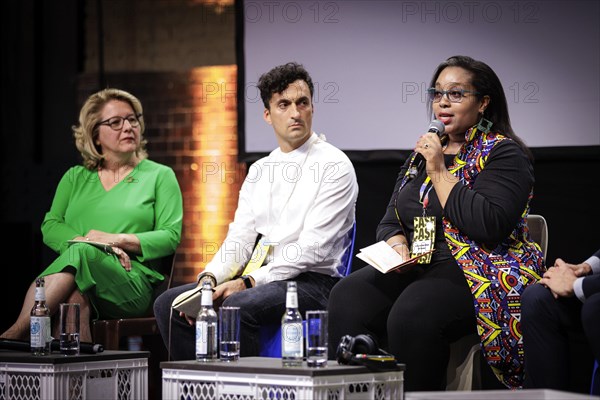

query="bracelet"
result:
[390,242,408,249]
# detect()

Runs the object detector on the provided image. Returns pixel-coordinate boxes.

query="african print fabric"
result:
[442,127,545,388]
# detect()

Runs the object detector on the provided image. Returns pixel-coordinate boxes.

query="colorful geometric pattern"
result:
[401,127,545,388]
[443,127,545,388]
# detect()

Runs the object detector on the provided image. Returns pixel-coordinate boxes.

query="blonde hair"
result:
[72,88,148,170]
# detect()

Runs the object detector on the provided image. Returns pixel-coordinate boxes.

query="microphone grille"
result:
[429,119,445,135]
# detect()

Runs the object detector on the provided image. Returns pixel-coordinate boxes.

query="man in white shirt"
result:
[522,249,600,391]
[154,62,358,359]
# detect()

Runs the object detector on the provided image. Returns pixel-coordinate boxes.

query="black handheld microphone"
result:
[409,120,446,178]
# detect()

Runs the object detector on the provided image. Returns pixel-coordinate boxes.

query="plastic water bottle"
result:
[281,281,303,366]
[30,277,51,356]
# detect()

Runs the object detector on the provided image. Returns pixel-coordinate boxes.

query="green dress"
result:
[40,159,183,319]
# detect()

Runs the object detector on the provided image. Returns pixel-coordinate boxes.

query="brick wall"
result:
[78,0,243,284]
[84,0,235,72]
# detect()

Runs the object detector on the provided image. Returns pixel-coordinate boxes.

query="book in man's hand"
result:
[356,241,434,273]
[171,286,203,316]
[171,272,217,316]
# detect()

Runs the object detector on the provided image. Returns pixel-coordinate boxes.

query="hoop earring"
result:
[476,115,493,133]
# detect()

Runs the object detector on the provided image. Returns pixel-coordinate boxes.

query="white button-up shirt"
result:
[204,132,358,286]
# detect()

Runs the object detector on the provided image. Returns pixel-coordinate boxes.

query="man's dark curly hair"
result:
[257,62,314,109]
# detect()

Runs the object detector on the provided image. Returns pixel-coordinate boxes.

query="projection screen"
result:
[237,0,600,159]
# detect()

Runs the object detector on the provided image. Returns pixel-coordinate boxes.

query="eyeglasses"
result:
[96,114,142,131]
[427,88,479,103]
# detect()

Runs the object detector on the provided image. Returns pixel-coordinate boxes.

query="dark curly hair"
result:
[257,62,314,109]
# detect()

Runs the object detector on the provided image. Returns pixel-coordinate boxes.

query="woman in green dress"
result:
[1,88,183,343]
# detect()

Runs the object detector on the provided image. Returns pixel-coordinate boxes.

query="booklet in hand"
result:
[172,272,217,316]
[67,239,116,255]
[171,286,203,316]
[356,241,434,273]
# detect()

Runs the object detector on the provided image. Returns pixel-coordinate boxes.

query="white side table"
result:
[0,349,149,400]
[161,356,405,400]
